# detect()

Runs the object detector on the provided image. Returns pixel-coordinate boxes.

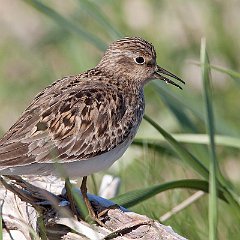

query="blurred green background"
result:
[0,0,240,239]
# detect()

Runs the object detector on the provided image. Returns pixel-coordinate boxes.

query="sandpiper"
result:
[0,37,184,223]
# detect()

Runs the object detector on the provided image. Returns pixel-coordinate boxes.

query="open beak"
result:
[153,65,185,89]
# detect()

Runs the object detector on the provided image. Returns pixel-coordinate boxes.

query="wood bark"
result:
[0,176,187,240]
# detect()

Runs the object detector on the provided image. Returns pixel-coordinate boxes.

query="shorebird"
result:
[0,37,184,223]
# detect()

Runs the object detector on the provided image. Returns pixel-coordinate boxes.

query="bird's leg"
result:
[65,177,80,220]
[80,176,106,227]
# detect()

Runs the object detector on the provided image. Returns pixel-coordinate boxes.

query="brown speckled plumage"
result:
[0,37,184,177]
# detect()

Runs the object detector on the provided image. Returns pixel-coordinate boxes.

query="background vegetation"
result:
[0,0,240,239]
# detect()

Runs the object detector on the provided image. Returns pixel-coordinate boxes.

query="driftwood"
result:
[0,176,187,240]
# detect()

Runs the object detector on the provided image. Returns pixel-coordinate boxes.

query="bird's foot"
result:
[97,204,120,218]
[80,176,108,227]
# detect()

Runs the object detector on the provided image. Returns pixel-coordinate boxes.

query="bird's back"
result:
[0,68,145,176]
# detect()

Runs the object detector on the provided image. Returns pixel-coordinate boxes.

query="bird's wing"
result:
[0,78,135,169]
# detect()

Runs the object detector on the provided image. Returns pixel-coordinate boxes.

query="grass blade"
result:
[210,64,240,82]
[134,134,240,149]
[153,81,240,136]
[23,0,107,51]
[201,38,218,240]
[153,84,198,132]
[112,179,226,208]
[132,139,176,157]
[142,116,240,217]
[191,60,240,82]
[77,0,122,39]
[143,115,209,180]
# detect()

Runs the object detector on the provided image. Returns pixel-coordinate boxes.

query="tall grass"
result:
[1,1,240,239]
[201,38,218,240]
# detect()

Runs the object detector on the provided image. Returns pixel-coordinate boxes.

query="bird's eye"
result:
[134,56,145,65]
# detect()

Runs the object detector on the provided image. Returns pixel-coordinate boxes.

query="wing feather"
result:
[0,74,140,172]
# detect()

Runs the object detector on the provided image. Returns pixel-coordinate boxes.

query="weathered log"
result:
[0,176,187,240]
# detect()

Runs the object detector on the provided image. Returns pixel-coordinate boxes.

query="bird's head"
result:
[98,37,184,89]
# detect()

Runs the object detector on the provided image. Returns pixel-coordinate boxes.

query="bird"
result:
[0,37,184,223]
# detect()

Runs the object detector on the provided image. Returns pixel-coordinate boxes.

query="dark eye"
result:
[134,56,145,64]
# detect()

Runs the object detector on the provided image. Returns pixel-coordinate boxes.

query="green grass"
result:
[201,37,218,240]
[0,1,240,239]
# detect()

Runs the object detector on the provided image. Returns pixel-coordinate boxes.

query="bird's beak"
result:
[153,65,185,89]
